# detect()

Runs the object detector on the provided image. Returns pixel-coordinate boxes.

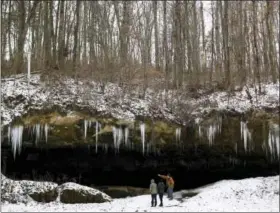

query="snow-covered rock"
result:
[1,74,279,127]
[1,174,57,204]
[57,182,112,204]
[1,175,112,204]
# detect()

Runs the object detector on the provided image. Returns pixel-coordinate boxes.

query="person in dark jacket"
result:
[158,173,174,200]
[157,179,165,206]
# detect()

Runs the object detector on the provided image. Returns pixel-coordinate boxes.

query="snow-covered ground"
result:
[2,176,279,212]
[1,73,279,127]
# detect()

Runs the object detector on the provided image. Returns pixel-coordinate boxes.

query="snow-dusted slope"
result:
[2,176,279,212]
[1,74,279,126]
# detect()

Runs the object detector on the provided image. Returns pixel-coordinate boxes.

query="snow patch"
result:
[1,175,279,212]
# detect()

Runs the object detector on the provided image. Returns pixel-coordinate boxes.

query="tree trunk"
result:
[153,1,159,70]
[58,0,65,70]
[222,1,230,89]
[192,1,201,85]
[73,0,80,75]
[43,1,50,68]
[266,1,277,83]
[14,1,26,74]
[83,1,88,63]
[252,1,261,93]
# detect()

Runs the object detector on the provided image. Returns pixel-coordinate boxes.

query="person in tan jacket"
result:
[158,173,174,200]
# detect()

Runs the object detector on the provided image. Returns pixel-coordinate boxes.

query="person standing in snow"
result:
[157,179,165,206]
[158,173,174,200]
[150,179,158,207]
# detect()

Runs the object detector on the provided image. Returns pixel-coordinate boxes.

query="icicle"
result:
[112,127,117,152]
[125,127,129,147]
[11,125,24,159]
[44,124,48,143]
[33,125,36,136]
[35,124,41,145]
[95,121,99,153]
[268,123,280,160]
[207,125,216,146]
[84,120,88,138]
[140,123,145,155]
[240,121,251,153]
[196,118,202,139]
[262,140,266,151]
[117,128,123,152]
[235,142,238,155]
[175,128,181,144]
[8,126,11,143]
[198,117,222,146]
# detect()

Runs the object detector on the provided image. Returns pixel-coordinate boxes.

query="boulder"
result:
[29,189,58,202]
[58,182,112,204]
[1,174,58,203]
[1,192,33,204]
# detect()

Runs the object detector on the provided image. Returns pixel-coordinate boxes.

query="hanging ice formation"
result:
[197,117,222,146]
[35,124,41,145]
[112,126,123,153]
[207,120,222,146]
[125,127,129,147]
[95,121,101,153]
[10,125,24,159]
[175,128,181,144]
[195,118,202,138]
[117,128,123,152]
[44,124,49,143]
[113,127,117,151]
[268,123,279,160]
[207,125,216,146]
[240,121,251,152]
[103,144,108,154]
[84,120,93,139]
[140,123,145,154]
[84,120,88,138]
[198,126,202,139]
[7,126,11,143]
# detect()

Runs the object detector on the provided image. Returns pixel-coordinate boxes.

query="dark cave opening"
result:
[2,145,279,192]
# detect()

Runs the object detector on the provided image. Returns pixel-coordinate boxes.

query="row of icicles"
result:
[7,121,182,159]
[196,118,279,160]
[83,120,182,155]
[6,120,279,160]
[7,124,49,159]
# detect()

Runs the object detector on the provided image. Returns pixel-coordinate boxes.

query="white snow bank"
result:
[2,175,279,212]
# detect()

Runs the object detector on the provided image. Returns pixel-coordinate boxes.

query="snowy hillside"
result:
[2,175,279,212]
[1,73,279,127]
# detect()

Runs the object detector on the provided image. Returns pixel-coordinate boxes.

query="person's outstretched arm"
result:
[158,174,168,179]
